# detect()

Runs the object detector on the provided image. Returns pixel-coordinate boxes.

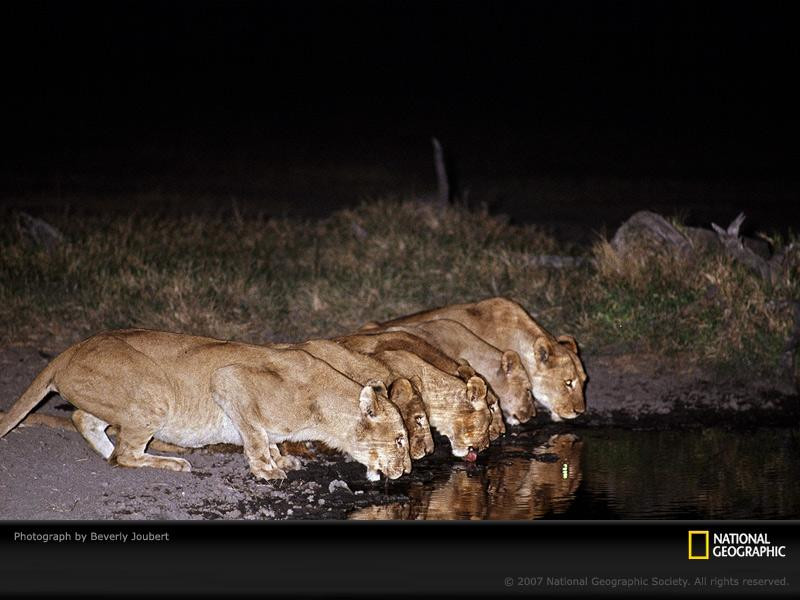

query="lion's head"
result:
[492,350,535,426]
[528,335,586,421]
[351,381,412,481]
[455,362,505,439]
[388,377,434,460]
[431,375,492,459]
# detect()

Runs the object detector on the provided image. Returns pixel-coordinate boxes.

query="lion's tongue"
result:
[465,450,478,462]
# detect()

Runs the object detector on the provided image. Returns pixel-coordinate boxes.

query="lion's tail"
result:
[0,410,75,431]
[0,346,77,438]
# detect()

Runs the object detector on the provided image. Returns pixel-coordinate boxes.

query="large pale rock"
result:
[612,210,776,281]
[610,210,691,256]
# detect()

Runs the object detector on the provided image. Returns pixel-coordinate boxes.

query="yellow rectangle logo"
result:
[688,530,709,560]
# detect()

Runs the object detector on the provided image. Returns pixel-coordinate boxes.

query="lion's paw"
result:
[250,462,288,481]
[162,457,192,472]
[276,454,304,471]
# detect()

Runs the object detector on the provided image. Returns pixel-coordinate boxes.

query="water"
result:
[349,427,800,520]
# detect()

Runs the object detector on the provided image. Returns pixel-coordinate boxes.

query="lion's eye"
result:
[565,379,573,389]
[396,435,405,448]
[414,415,425,428]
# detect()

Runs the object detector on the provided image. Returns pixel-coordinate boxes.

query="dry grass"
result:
[575,231,799,375]
[1,199,796,377]
[0,200,566,347]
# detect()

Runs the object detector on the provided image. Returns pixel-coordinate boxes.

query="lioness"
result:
[378,319,534,425]
[0,329,411,481]
[333,330,505,440]
[363,297,587,421]
[273,338,434,460]
[337,334,492,460]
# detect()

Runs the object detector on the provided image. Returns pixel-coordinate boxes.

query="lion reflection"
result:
[350,433,583,520]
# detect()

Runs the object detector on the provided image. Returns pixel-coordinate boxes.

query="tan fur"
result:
[380,319,534,425]
[0,410,195,454]
[0,329,411,481]
[0,410,294,455]
[336,334,492,458]
[272,339,434,460]
[332,330,505,440]
[364,297,587,422]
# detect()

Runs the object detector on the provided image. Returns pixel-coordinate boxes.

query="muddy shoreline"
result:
[0,345,796,520]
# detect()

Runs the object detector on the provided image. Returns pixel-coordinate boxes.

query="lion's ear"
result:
[533,337,554,364]
[388,378,413,404]
[557,335,579,354]
[456,362,476,381]
[359,385,380,418]
[500,350,522,375]
[466,376,488,404]
[409,375,424,395]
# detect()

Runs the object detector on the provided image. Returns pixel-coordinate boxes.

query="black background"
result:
[2,0,799,229]
[1,521,797,596]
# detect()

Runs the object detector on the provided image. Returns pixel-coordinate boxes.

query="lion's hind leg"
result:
[55,333,190,472]
[109,426,191,472]
[71,409,114,459]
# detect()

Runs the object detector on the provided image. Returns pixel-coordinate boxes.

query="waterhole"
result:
[349,427,800,520]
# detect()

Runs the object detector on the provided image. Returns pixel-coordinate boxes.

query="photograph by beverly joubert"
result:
[0,0,798,586]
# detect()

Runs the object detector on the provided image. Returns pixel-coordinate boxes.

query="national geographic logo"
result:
[689,530,787,559]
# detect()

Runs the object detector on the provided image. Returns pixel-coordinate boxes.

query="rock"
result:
[18,212,65,251]
[684,226,721,254]
[520,255,589,268]
[328,479,352,494]
[743,237,771,260]
[613,211,776,282]
[351,222,369,240]
[611,210,691,257]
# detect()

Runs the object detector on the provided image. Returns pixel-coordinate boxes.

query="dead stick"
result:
[432,137,449,206]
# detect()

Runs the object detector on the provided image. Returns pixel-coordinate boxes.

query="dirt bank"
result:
[0,345,796,520]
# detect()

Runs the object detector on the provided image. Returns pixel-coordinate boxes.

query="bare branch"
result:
[431,136,449,207]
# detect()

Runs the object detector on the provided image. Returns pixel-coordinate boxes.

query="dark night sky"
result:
[2,1,799,223]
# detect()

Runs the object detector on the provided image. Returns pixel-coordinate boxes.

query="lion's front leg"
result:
[242,433,287,481]
[211,365,287,481]
[269,443,304,471]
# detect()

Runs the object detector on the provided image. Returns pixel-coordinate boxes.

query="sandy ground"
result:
[0,345,796,520]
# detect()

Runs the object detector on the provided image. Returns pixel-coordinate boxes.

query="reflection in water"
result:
[350,434,583,520]
[485,433,583,520]
[350,428,800,520]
